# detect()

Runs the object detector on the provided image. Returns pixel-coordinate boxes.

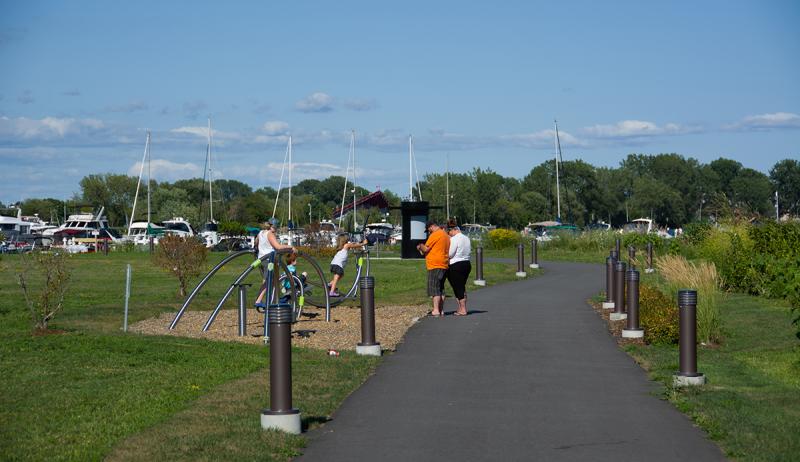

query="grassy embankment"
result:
[0,250,527,461]
[624,293,799,462]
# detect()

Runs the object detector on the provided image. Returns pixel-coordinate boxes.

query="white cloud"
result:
[295,92,334,113]
[728,112,800,131]
[343,98,378,111]
[501,129,584,149]
[127,158,203,181]
[582,120,696,138]
[106,101,148,113]
[0,116,105,139]
[169,125,242,141]
[262,120,290,135]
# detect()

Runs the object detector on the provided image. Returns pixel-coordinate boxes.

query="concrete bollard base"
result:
[609,312,627,321]
[645,268,655,274]
[474,279,486,286]
[622,328,644,338]
[356,343,382,356]
[673,373,706,387]
[529,263,540,269]
[515,272,527,277]
[602,302,615,309]
[261,409,302,434]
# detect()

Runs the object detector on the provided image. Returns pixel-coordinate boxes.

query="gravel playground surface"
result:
[130,304,431,352]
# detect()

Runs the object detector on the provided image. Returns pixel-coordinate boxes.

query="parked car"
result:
[212,237,252,252]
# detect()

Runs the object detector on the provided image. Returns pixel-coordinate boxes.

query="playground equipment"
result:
[169,249,327,334]
[169,247,372,335]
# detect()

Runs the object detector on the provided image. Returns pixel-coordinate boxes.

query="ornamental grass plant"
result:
[655,254,723,345]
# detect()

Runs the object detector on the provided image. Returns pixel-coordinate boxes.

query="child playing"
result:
[280,252,307,304]
[328,235,368,297]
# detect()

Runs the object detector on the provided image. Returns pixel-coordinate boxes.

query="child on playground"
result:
[280,252,307,303]
[328,234,368,297]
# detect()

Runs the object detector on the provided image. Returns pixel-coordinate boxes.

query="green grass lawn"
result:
[0,249,528,461]
[624,293,800,462]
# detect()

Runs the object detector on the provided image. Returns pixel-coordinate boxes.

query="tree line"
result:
[6,154,799,230]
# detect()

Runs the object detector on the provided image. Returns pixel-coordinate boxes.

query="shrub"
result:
[486,228,520,249]
[655,254,723,345]
[749,221,800,258]
[219,220,247,237]
[16,250,72,331]
[153,235,209,297]
[638,283,679,345]
[681,221,712,246]
[294,245,338,260]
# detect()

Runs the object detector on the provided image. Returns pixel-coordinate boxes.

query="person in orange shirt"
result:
[416,221,450,317]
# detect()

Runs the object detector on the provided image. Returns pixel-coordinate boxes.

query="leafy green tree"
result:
[730,168,772,215]
[770,159,800,215]
[79,173,139,226]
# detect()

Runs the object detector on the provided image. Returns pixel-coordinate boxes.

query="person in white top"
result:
[328,234,368,297]
[446,219,472,316]
[254,221,295,308]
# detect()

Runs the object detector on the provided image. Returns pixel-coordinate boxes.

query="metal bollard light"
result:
[673,290,706,386]
[610,249,619,261]
[515,243,527,277]
[615,238,621,256]
[622,269,644,338]
[474,246,486,286]
[628,245,636,267]
[237,283,252,337]
[610,261,627,321]
[602,254,616,309]
[529,239,540,269]
[356,276,381,356]
[646,242,655,273]
[261,303,302,434]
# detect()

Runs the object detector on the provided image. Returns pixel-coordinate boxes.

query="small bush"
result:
[681,221,713,246]
[486,228,520,249]
[295,245,338,260]
[656,254,723,344]
[153,235,209,297]
[749,221,800,258]
[638,283,679,345]
[17,250,72,331]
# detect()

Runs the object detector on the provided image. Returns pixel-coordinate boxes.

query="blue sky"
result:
[1,0,798,203]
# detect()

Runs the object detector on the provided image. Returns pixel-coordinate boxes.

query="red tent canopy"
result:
[332,190,389,219]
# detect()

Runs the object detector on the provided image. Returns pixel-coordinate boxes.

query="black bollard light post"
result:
[615,238,621,256]
[603,253,616,309]
[610,261,627,321]
[529,239,540,269]
[356,276,381,356]
[149,236,154,254]
[474,246,486,286]
[515,243,526,277]
[261,302,302,434]
[237,283,251,337]
[622,269,644,338]
[646,242,654,273]
[673,290,706,386]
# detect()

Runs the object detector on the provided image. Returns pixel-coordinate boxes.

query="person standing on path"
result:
[416,221,450,317]
[446,219,471,316]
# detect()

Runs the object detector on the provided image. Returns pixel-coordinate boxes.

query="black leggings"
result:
[447,260,472,300]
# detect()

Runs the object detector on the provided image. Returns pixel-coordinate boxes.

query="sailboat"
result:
[197,118,220,247]
[270,136,305,245]
[127,130,164,245]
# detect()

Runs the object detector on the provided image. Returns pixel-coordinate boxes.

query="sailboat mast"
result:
[146,130,151,225]
[288,135,292,226]
[446,153,450,219]
[554,119,562,222]
[128,131,150,235]
[207,118,214,223]
[409,135,414,201]
[352,130,357,232]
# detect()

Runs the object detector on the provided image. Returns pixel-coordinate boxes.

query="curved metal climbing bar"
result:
[169,249,255,330]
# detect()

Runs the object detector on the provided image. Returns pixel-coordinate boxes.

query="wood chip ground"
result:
[130,304,431,352]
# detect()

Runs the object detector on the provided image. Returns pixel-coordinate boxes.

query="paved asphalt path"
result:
[297,261,726,461]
